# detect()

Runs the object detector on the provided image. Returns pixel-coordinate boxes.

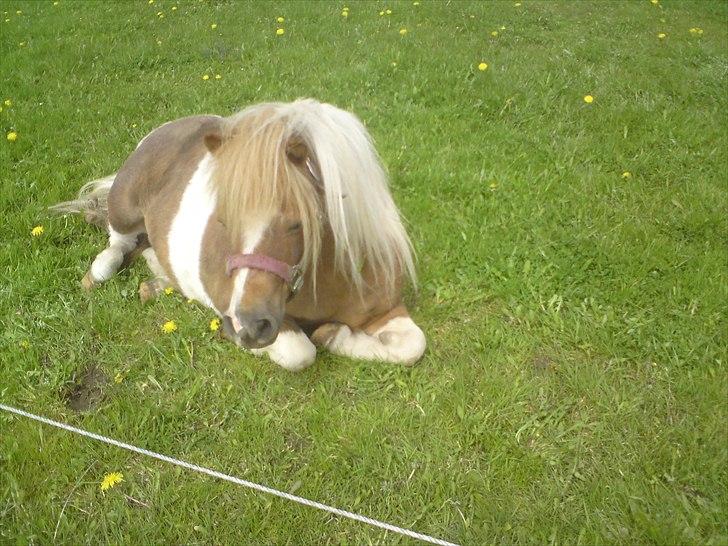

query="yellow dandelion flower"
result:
[164,286,174,295]
[277,16,284,23]
[202,74,210,80]
[276,28,285,35]
[343,6,349,10]
[399,28,407,35]
[491,30,498,37]
[211,23,217,29]
[156,11,162,16]
[19,41,26,47]
[209,318,221,332]
[7,131,18,142]
[386,9,392,14]
[15,10,21,15]
[583,95,594,104]
[19,340,30,349]
[187,298,195,304]
[379,10,384,15]
[622,171,632,179]
[156,39,162,45]
[100,472,124,491]
[650,0,658,4]
[114,372,124,384]
[514,2,521,6]
[489,181,498,190]
[131,123,138,128]
[215,74,221,80]
[391,61,397,67]
[158,13,164,18]
[478,62,488,71]
[31,225,44,237]
[657,32,666,39]
[172,6,177,10]
[53,1,59,5]
[161,320,177,334]
[148,0,154,4]
[4,99,12,107]
[413,1,420,5]
[4,18,9,22]
[341,10,348,17]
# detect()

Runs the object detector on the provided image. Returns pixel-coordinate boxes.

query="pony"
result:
[51,99,426,371]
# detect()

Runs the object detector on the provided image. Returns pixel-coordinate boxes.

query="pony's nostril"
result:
[254,318,272,338]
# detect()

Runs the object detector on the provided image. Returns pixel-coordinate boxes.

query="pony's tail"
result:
[49,173,116,229]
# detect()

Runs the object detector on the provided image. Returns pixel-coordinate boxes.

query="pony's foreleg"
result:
[82,227,140,290]
[250,320,317,372]
[311,307,426,366]
[138,247,172,304]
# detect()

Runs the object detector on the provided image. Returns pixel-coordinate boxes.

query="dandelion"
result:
[161,320,177,334]
[391,61,397,67]
[4,99,12,107]
[100,472,124,491]
[514,2,521,6]
[156,39,162,45]
[210,318,221,332]
[172,6,177,10]
[379,10,384,15]
[341,10,348,17]
[491,30,498,37]
[114,372,124,384]
[187,298,195,304]
[650,0,658,4]
[148,0,154,3]
[622,171,632,179]
[500,25,506,30]
[386,9,392,15]
[489,181,498,190]
[164,286,174,295]
[478,62,488,71]
[31,225,44,237]
[19,41,26,46]
[583,95,594,104]
[689,27,703,35]
[53,1,59,5]
[215,74,221,80]
[399,28,407,35]
[413,1,420,4]
[211,23,217,29]
[19,340,30,349]
[202,74,210,80]
[15,10,21,15]
[277,16,284,23]
[7,131,17,142]
[657,32,666,39]
[276,28,285,36]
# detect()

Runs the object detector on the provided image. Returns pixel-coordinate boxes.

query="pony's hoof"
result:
[138,281,157,304]
[81,271,96,291]
[310,323,344,347]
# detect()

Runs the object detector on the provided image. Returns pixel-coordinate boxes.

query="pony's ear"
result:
[286,135,308,165]
[202,119,224,153]
[287,134,321,185]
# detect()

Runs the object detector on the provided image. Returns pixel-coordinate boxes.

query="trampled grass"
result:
[1,0,727,544]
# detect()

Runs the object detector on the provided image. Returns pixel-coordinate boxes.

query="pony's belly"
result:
[167,153,216,310]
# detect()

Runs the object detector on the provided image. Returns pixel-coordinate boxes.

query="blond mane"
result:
[212,99,415,297]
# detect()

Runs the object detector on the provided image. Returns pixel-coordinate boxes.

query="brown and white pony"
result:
[52,99,425,371]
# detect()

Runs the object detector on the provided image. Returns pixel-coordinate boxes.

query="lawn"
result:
[1,0,727,544]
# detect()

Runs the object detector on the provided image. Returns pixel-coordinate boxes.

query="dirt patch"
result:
[64,364,108,412]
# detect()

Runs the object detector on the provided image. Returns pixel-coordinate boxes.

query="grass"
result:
[1,0,727,544]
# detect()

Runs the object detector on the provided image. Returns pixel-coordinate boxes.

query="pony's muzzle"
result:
[234,311,279,349]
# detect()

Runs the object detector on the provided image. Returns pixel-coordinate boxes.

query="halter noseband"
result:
[225,254,304,300]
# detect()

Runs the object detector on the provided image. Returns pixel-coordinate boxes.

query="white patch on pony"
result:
[167,154,216,309]
[90,227,138,282]
[324,316,426,366]
[226,218,269,332]
[251,329,317,372]
[142,247,168,281]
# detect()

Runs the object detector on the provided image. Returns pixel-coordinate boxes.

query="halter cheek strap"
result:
[225,254,304,300]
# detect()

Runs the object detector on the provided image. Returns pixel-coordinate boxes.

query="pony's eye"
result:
[287,222,302,232]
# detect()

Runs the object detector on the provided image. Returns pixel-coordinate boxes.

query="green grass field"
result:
[1,0,727,544]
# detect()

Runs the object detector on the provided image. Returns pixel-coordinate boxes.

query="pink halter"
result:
[225,254,304,299]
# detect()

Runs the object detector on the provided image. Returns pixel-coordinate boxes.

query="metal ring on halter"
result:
[287,264,304,301]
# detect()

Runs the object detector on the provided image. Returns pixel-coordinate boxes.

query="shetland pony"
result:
[52,99,425,371]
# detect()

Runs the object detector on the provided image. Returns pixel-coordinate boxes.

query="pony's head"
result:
[205,100,415,349]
